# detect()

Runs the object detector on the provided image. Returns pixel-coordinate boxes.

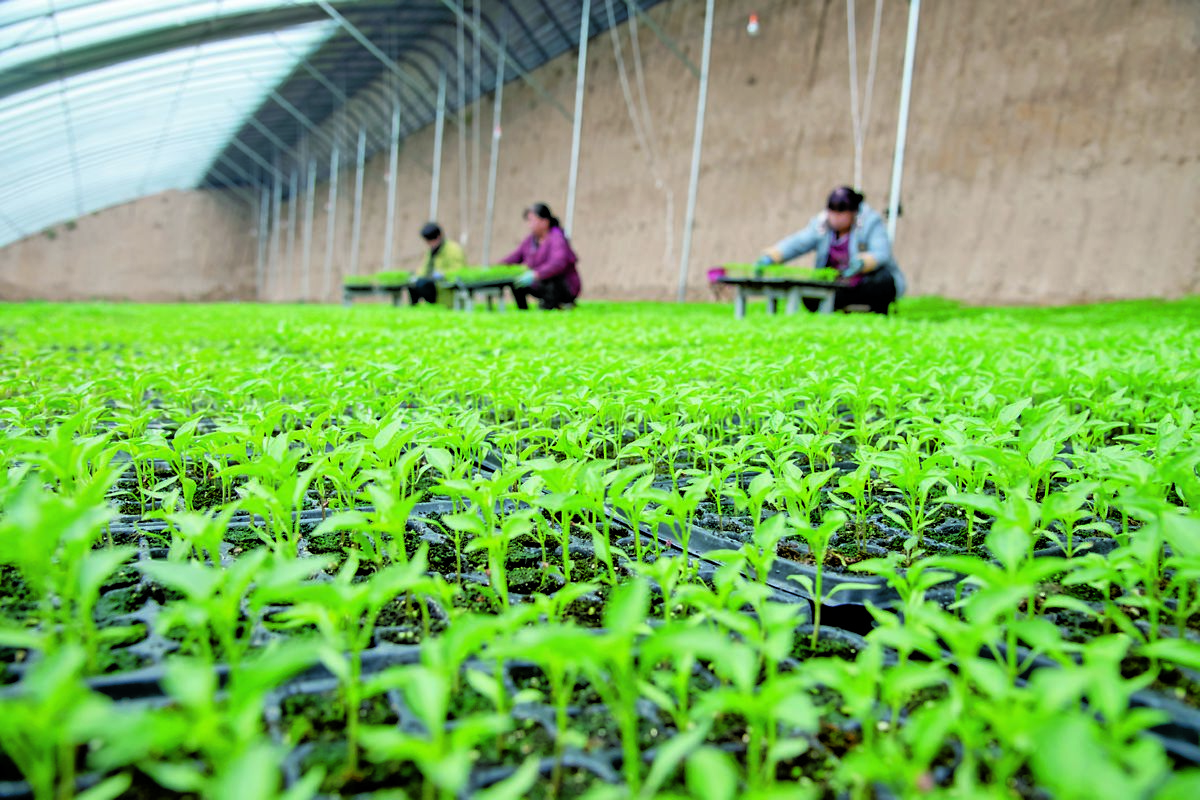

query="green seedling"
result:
[0,646,131,800]
[0,480,135,669]
[267,547,433,777]
[784,511,874,648]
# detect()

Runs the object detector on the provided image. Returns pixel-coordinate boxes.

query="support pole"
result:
[471,0,482,239]
[323,143,340,300]
[887,0,920,245]
[256,184,269,299]
[431,70,446,220]
[286,168,299,298]
[383,101,401,270]
[564,0,591,238]
[676,0,714,302]
[270,167,283,299]
[349,128,367,277]
[482,39,506,268]
[302,157,317,301]
[456,11,470,244]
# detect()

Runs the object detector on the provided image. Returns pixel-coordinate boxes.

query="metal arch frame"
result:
[497,0,549,64]
[0,152,266,231]
[439,0,569,122]
[0,59,309,139]
[0,130,278,209]
[45,0,85,218]
[238,13,524,190]
[0,56,304,126]
[2,129,250,186]
[259,14,509,161]
[1,1,666,170]
[0,3,341,99]
[0,43,327,152]
[0,39,307,111]
[2,2,504,191]
[0,0,685,254]
[0,2,479,93]
[217,32,486,181]
[0,130,262,199]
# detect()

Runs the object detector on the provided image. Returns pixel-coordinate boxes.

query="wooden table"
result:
[715,276,847,319]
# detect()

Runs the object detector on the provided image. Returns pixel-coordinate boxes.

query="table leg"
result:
[786,288,801,315]
[766,292,778,315]
[818,291,835,314]
[735,287,747,319]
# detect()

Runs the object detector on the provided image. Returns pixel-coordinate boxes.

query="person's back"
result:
[408,222,464,305]
[755,187,904,313]
[426,238,465,278]
[501,203,581,310]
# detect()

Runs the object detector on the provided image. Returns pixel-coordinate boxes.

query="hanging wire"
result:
[847,0,883,190]
[606,0,675,269]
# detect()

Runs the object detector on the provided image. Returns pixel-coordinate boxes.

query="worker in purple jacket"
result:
[499,203,582,310]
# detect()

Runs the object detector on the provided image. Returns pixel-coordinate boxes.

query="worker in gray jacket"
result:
[755,186,906,314]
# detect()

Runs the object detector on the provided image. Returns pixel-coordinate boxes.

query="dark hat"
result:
[419,222,442,240]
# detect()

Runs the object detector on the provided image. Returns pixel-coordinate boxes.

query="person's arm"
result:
[758,216,822,265]
[530,229,576,280]
[498,238,526,265]
[850,213,893,274]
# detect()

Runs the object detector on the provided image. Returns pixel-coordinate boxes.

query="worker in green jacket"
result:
[408,222,466,305]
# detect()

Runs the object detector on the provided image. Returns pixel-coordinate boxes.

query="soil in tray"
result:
[373,595,446,645]
[0,565,37,622]
[299,740,424,795]
[508,664,605,709]
[790,632,866,662]
[1122,656,1200,708]
[100,563,143,592]
[471,714,553,765]
[571,704,671,755]
[223,526,271,551]
[120,771,199,800]
[95,644,155,675]
[522,764,618,800]
[94,581,154,618]
[702,709,842,783]
[108,469,245,516]
[558,586,671,629]
[280,690,397,745]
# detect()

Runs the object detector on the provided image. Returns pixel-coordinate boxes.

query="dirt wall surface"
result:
[0,190,256,302]
[3,0,1198,305]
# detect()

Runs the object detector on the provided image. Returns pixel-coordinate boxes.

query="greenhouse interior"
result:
[1,1,1198,798]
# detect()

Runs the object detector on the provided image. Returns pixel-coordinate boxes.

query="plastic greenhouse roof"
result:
[0,0,664,250]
